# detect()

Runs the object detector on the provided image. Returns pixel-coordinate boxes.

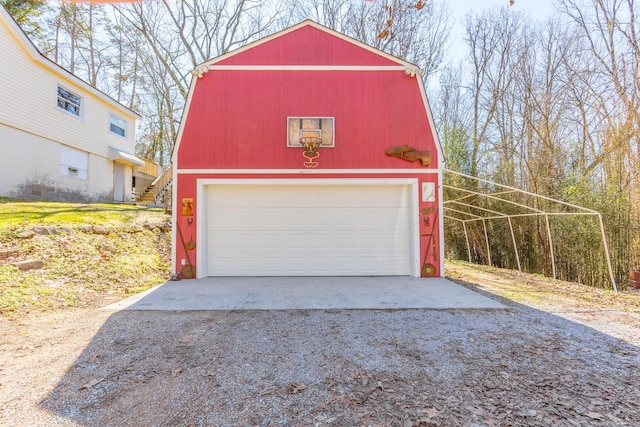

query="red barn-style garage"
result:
[172,21,443,279]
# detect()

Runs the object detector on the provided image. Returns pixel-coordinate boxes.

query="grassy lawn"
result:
[0,199,171,318]
[0,197,165,226]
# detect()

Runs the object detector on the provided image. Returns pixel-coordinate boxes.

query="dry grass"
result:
[445,259,640,314]
[0,199,171,318]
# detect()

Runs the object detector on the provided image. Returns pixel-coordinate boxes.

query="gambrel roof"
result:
[203,20,414,68]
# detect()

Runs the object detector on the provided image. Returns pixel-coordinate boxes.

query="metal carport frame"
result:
[444,170,617,291]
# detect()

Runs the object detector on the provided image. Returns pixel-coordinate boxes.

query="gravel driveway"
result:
[2,292,639,426]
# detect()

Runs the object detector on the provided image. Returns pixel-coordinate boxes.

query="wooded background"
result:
[3,0,638,289]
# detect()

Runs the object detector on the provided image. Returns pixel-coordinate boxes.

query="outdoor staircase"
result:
[137,184,156,204]
[134,165,172,211]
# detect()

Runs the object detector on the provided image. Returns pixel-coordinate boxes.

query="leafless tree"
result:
[287,0,451,79]
[462,7,529,177]
[107,0,289,164]
[558,0,640,181]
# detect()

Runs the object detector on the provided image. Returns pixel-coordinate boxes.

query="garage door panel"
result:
[205,183,413,276]
[209,231,408,252]
[211,208,373,229]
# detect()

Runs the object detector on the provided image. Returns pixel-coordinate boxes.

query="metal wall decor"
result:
[386,145,431,166]
[300,136,322,168]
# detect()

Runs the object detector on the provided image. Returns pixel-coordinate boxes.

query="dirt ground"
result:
[1,262,639,426]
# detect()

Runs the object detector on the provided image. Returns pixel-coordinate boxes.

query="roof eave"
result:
[197,20,417,70]
[0,3,142,121]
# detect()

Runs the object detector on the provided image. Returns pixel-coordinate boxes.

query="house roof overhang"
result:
[109,146,145,166]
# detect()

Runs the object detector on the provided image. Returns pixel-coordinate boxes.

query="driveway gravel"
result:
[0,301,638,426]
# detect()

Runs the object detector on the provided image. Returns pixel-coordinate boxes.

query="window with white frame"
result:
[60,145,88,179]
[109,114,127,137]
[57,86,82,117]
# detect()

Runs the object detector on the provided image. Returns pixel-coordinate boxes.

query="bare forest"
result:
[3,0,639,289]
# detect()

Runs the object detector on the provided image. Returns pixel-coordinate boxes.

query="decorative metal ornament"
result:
[386,145,432,166]
[300,137,322,168]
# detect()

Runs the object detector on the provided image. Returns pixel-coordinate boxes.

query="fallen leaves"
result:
[79,377,105,390]
[5,260,639,425]
[1,213,171,317]
[584,411,605,420]
[316,355,640,426]
[285,382,307,395]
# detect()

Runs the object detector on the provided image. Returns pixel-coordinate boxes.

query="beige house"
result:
[0,4,143,203]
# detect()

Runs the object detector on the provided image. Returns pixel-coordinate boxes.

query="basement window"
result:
[60,145,88,179]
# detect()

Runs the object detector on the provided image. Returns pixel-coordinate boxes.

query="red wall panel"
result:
[217,25,400,67]
[178,70,436,170]
[174,173,442,278]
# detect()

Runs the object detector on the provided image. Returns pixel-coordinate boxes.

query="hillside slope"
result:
[0,200,171,317]
[446,259,640,345]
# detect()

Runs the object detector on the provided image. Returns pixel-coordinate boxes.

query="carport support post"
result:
[545,214,556,280]
[463,221,472,262]
[482,218,492,267]
[508,217,522,272]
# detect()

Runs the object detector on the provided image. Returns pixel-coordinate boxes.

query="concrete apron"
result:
[103,277,505,311]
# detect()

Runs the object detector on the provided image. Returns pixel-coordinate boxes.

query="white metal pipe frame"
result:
[443,170,617,291]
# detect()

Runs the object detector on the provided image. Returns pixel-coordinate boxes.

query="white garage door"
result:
[205,183,414,276]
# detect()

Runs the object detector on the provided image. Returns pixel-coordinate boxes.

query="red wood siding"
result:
[177,70,436,170]
[217,25,400,67]
[174,22,443,278]
[174,173,441,278]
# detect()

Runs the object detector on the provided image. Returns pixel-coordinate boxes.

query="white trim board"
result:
[177,168,440,175]
[204,65,413,71]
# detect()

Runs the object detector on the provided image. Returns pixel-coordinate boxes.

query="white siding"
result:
[0,25,135,156]
[0,124,58,196]
[0,9,138,201]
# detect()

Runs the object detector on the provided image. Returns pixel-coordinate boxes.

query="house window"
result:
[287,117,335,147]
[60,145,88,179]
[109,114,127,137]
[57,86,82,117]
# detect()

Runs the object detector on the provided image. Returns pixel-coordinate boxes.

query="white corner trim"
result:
[171,79,198,166]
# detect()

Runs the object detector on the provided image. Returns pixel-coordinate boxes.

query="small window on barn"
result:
[60,145,88,179]
[109,114,127,138]
[57,86,82,117]
[287,117,335,148]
